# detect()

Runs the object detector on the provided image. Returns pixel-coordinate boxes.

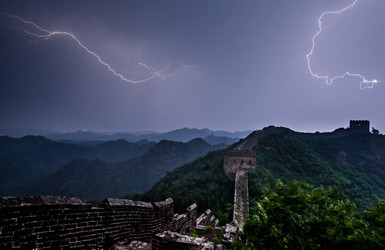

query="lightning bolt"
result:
[306,0,383,89]
[1,12,189,84]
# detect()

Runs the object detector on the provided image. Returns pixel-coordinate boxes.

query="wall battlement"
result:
[0,196,197,249]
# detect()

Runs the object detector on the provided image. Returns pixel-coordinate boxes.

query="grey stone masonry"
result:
[222,220,239,245]
[152,231,214,250]
[0,195,197,249]
[222,169,249,244]
[196,209,212,226]
[196,209,219,231]
[111,240,152,250]
[0,195,84,207]
[171,203,198,234]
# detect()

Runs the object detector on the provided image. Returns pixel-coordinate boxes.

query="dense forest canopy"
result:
[233,181,385,249]
[139,127,385,224]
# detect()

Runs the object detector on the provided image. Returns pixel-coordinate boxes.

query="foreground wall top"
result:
[0,195,174,209]
[0,195,84,207]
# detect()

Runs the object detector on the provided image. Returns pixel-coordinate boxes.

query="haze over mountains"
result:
[0,136,154,193]
[0,128,248,200]
[0,127,251,143]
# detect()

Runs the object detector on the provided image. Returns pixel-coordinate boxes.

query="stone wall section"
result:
[0,196,196,249]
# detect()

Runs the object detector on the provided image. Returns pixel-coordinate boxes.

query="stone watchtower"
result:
[223,150,256,176]
[349,120,370,133]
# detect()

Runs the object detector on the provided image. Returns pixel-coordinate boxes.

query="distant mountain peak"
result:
[187,137,209,145]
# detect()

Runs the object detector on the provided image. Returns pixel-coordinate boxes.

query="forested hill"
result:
[139,126,385,223]
[23,138,227,201]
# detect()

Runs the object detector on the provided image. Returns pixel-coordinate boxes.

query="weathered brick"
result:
[0,196,200,248]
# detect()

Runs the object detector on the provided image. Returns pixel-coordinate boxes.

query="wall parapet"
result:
[0,195,196,249]
[224,149,255,158]
[152,231,214,250]
[101,198,153,208]
[0,195,85,207]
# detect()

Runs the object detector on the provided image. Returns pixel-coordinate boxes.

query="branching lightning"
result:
[306,0,383,89]
[1,12,189,84]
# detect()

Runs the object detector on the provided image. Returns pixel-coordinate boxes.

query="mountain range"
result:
[24,138,226,200]
[0,133,230,200]
[0,135,155,193]
[139,126,385,223]
[0,127,250,143]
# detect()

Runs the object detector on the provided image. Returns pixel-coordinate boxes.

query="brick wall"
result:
[0,196,196,249]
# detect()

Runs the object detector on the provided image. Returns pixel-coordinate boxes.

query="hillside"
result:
[89,139,155,162]
[139,126,385,223]
[24,138,227,200]
[0,135,87,192]
[0,136,155,194]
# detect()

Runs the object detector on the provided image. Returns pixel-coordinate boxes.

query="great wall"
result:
[222,130,258,243]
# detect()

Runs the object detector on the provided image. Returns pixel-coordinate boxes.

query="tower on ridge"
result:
[349,120,370,133]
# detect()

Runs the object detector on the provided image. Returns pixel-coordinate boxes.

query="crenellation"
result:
[0,195,199,248]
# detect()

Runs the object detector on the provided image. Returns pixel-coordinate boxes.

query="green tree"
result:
[234,181,378,249]
[372,127,380,135]
[363,200,385,247]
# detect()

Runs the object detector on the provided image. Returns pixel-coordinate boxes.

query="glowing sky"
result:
[1,0,384,133]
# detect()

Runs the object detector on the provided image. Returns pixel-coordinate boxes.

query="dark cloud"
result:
[0,0,384,133]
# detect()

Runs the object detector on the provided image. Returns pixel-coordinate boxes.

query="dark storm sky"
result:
[1,0,384,133]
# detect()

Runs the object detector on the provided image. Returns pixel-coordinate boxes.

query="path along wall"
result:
[0,196,197,249]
